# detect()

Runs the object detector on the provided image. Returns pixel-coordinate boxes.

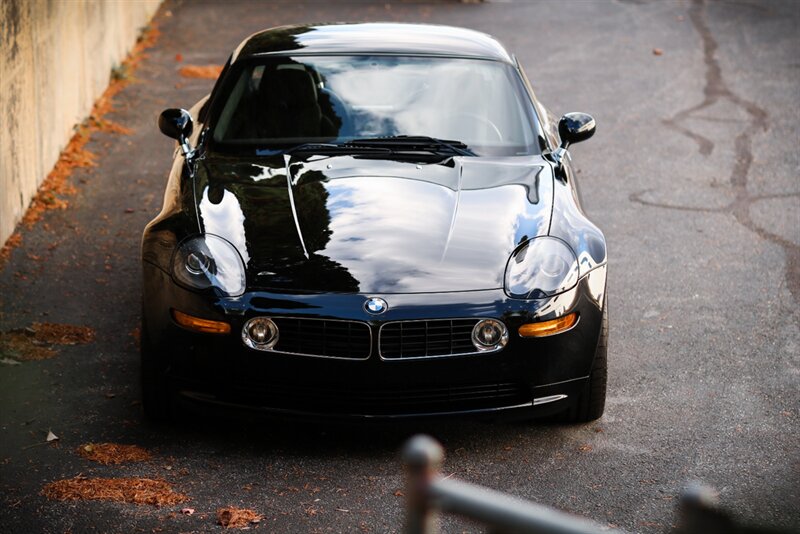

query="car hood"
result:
[194,154,553,293]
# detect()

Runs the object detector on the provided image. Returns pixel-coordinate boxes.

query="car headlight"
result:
[171,234,246,296]
[504,237,579,299]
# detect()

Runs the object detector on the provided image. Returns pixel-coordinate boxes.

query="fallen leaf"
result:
[46,430,59,442]
[175,53,183,62]
[78,443,150,464]
[0,233,23,269]
[179,65,224,79]
[0,332,58,361]
[653,48,664,56]
[42,477,187,506]
[578,444,592,453]
[31,322,95,345]
[216,507,262,529]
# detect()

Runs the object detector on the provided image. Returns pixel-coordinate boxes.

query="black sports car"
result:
[142,23,607,422]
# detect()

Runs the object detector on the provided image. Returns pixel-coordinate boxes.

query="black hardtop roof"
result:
[231,22,514,64]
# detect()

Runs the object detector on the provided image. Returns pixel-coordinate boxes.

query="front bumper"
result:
[142,262,606,419]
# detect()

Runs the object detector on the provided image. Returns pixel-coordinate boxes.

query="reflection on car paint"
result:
[198,186,250,266]
[193,155,554,293]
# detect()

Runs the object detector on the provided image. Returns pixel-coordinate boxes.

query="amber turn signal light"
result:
[171,309,231,334]
[518,313,578,338]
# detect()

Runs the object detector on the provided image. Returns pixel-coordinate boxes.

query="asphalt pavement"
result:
[1,0,798,532]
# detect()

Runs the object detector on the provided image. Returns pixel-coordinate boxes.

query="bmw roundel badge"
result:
[364,297,388,315]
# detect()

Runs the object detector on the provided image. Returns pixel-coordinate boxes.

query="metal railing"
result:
[402,435,619,534]
[401,435,785,534]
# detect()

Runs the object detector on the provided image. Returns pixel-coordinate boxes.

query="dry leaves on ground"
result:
[179,65,224,79]
[1,23,159,260]
[78,443,151,465]
[42,477,187,506]
[0,232,22,269]
[0,323,95,362]
[31,323,95,345]
[216,507,263,529]
[0,332,57,361]
[20,131,92,229]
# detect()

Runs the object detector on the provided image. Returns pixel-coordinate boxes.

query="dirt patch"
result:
[216,507,263,529]
[0,323,96,361]
[179,64,223,79]
[78,443,151,465]
[42,477,187,506]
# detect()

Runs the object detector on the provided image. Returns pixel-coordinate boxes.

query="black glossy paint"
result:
[142,22,607,419]
[231,23,515,64]
[192,155,551,293]
[558,112,596,149]
[158,108,194,141]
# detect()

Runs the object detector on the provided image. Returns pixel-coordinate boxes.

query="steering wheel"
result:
[453,112,504,142]
[320,88,354,137]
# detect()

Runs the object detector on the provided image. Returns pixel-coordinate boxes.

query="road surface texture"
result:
[1,0,798,532]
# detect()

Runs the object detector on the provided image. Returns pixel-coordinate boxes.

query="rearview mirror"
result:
[158,108,194,156]
[558,112,596,149]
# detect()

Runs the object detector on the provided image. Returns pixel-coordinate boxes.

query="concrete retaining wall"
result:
[0,0,161,245]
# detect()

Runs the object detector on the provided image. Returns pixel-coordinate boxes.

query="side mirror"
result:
[558,112,596,149]
[158,108,194,156]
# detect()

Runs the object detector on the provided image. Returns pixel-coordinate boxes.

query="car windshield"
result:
[210,55,542,157]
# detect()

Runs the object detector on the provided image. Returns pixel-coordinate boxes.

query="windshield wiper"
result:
[345,135,475,156]
[257,143,392,157]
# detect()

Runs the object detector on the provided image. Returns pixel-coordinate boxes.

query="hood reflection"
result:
[198,186,250,266]
[197,155,552,293]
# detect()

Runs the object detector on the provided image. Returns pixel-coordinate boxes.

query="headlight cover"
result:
[504,237,579,299]
[171,234,246,296]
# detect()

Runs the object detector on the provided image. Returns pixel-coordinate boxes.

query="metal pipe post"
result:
[402,434,444,534]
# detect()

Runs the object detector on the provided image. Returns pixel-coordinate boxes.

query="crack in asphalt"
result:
[630,0,800,308]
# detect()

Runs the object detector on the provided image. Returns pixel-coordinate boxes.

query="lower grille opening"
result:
[223,381,531,415]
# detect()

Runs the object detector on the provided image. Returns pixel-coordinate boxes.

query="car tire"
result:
[140,314,173,422]
[555,306,608,423]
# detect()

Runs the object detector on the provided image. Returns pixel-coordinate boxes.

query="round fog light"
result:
[242,317,279,351]
[471,319,509,352]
